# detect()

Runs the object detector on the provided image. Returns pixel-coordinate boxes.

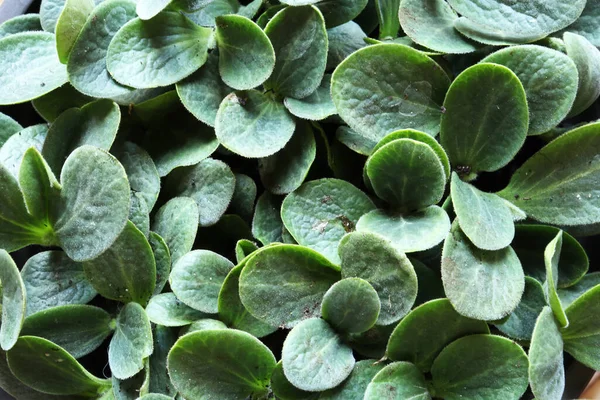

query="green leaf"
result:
[177,51,233,127]
[168,329,276,400]
[0,250,25,351]
[481,45,579,136]
[336,126,377,156]
[559,0,600,47]
[399,0,476,54]
[107,11,212,89]
[326,21,366,70]
[239,244,340,328]
[7,336,111,396]
[68,0,151,100]
[146,292,207,327]
[130,193,150,235]
[544,231,568,327]
[317,0,368,28]
[55,0,95,63]
[230,174,257,222]
[386,298,489,373]
[331,44,450,140]
[284,74,337,121]
[0,112,22,146]
[170,250,234,314]
[374,0,400,38]
[281,178,375,264]
[113,366,150,400]
[364,361,431,400]
[412,258,445,306]
[270,361,317,400]
[31,84,92,122]
[114,142,161,212]
[431,334,529,399]
[512,225,588,288]
[83,221,156,305]
[321,277,380,334]
[356,206,451,254]
[137,394,172,400]
[151,197,199,263]
[495,277,546,341]
[451,173,514,250]
[259,121,316,195]
[136,0,173,20]
[338,232,418,325]
[52,146,130,262]
[215,89,296,158]
[0,32,68,105]
[498,122,600,226]
[0,14,42,39]
[252,192,284,246]
[529,307,565,400]
[559,272,600,308]
[234,239,258,263]
[165,158,236,227]
[42,99,120,174]
[345,323,395,359]
[282,318,354,391]
[440,63,528,174]
[149,325,177,397]
[0,124,47,177]
[264,6,327,99]
[149,232,171,296]
[184,0,243,27]
[367,138,446,211]
[564,32,600,117]
[21,305,112,359]
[109,302,153,380]
[180,319,228,334]
[215,15,275,90]
[320,359,385,400]
[19,147,61,223]
[21,250,97,316]
[218,262,277,338]
[447,0,586,45]
[40,0,66,32]
[441,222,525,320]
[561,285,600,370]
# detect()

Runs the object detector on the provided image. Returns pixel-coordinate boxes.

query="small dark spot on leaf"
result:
[337,215,354,233]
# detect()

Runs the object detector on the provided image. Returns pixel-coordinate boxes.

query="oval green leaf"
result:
[495,277,546,341]
[145,292,207,327]
[0,250,25,351]
[284,74,337,121]
[151,197,199,263]
[564,32,600,118]
[0,14,42,40]
[54,0,94,63]
[364,361,431,400]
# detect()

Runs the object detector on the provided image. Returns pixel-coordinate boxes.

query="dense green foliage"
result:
[0,0,600,399]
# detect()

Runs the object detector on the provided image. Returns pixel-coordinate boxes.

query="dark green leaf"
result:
[270,361,317,400]
[495,277,546,341]
[252,192,284,246]
[364,361,431,400]
[149,232,171,296]
[561,285,600,370]
[320,359,385,400]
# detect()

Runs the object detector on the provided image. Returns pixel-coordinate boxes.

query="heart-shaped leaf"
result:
[281,178,375,264]
[170,249,234,314]
[321,277,380,334]
[215,15,275,90]
[145,292,207,327]
[109,302,153,380]
[564,32,600,117]
[339,232,418,325]
[83,221,156,305]
[442,222,525,320]
[495,277,546,341]
[21,305,112,359]
[447,0,585,45]
[356,206,451,254]
[21,250,97,316]
[481,45,578,135]
[440,63,528,175]
[386,298,489,373]
[151,197,199,263]
[332,43,450,140]
[451,173,514,250]
[498,122,600,226]
[0,32,68,105]
[7,336,111,395]
[264,6,327,99]
[529,307,565,400]
[0,250,26,351]
[399,0,477,54]
[431,334,529,399]
[168,329,276,400]
[107,11,212,89]
[215,90,296,158]
[364,361,431,400]
[282,318,355,391]
[42,99,120,174]
[259,121,316,195]
[239,244,340,328]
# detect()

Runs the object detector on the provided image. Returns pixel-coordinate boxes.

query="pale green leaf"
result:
[146,292,206,327]
[364,362,431,400]
[326,21,366,70]
[284,75,337,121]
[0,250,25,351]
[252,192,284,246]
[564,32,600,117]
[0,112,22,146]
[0,14,42,39]
[151,197,199,263]
[31,84,92,122]
[0,124,47,177]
